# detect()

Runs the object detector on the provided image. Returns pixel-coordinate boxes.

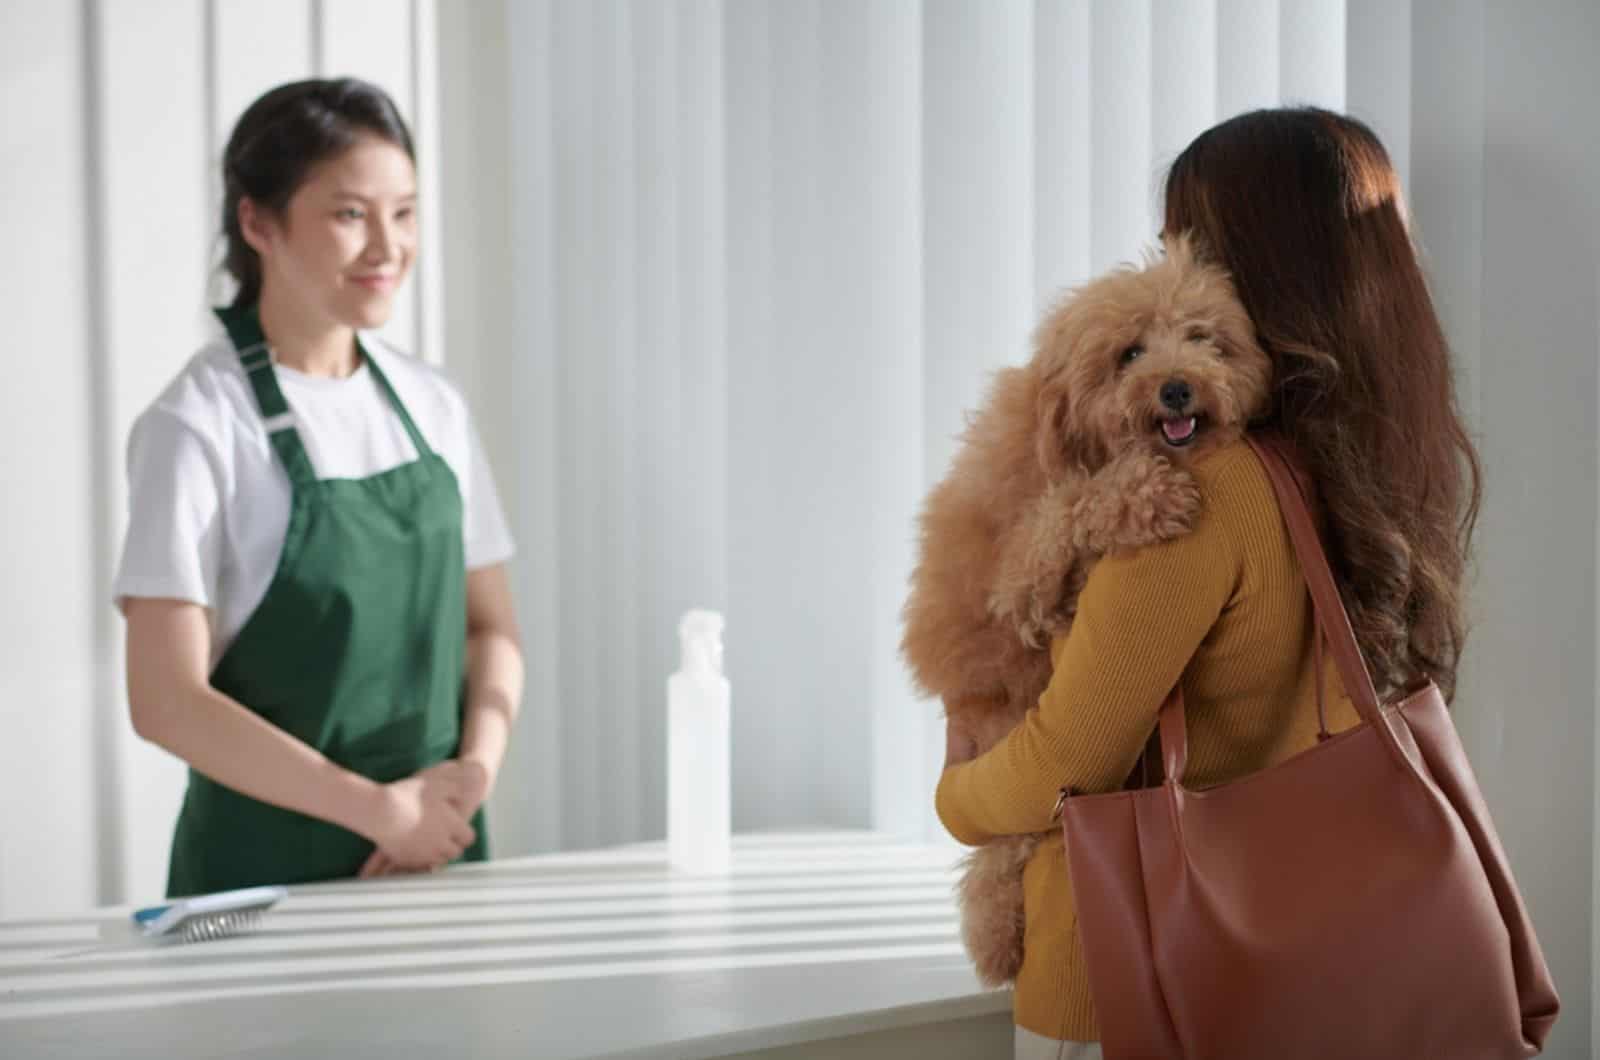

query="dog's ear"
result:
[1032,302,1106,479]
[1034,371,1074,479]
[1035,375,1107,478]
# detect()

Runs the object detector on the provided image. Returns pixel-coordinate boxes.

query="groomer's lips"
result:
[349,272,399,294]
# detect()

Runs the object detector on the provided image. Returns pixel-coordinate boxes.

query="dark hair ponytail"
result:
[220,77,414,307]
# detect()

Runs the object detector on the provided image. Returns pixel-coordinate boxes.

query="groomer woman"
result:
[115,78,523,897]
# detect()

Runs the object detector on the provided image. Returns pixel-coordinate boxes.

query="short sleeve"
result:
[462,413,515,570]
[112,411,225,613]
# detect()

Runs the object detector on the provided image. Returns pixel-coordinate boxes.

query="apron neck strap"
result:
[215,302,317,488]
[212,304,437,486]
[361,347,436,460]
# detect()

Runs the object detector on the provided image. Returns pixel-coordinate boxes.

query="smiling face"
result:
[240,134,417,331]
[1033,236,1272,475]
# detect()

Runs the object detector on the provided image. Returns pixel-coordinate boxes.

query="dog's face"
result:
[1033,236,1271,477]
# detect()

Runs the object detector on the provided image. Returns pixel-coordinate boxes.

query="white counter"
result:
[0,831,1011,1058]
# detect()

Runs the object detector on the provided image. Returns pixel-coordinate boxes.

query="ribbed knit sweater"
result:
[935,438,1362,1041]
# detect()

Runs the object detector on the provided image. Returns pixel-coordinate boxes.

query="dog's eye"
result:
[1118,345,1144,367]
[1186,328,1211,343]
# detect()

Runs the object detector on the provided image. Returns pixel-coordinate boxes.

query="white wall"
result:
[0,0,444,917]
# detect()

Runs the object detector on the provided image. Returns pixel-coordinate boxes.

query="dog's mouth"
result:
[1157,414,1203,448]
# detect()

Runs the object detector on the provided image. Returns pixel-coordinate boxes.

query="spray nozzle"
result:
[677,609,725,676]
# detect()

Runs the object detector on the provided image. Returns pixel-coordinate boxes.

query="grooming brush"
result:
[130,885,287,943]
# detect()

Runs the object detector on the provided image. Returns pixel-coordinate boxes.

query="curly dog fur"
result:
[902,234,1271,986]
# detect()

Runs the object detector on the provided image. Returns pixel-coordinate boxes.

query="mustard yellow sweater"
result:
[935,439,1361,1041]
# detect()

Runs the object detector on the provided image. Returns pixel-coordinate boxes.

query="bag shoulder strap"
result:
[1154,434,1384,784]
[1245,434,1381,719]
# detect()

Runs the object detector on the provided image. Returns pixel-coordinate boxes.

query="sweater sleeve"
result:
[935,455,1245,845]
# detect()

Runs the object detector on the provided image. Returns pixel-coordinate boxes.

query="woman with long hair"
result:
[936,107,1481,1057]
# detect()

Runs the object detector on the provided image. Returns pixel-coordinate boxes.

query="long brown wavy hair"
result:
[1163,107,1481,702]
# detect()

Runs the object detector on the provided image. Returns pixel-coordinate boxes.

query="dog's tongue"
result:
[1162,416,1198,444]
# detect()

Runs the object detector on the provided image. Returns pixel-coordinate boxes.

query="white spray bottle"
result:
[667,609,731,874]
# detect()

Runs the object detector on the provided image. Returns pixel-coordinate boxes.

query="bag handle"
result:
[1247,433,1381,717]
[1155,433,1383,785]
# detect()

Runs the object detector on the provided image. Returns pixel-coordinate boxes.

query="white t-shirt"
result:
[113,331,516,670]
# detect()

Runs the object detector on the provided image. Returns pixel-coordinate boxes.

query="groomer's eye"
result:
[1118,345,1144,367]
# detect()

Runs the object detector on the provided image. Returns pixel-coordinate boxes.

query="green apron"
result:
[165,303,489,897]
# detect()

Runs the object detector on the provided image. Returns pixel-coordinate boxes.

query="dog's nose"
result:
[1160,380,1192,411]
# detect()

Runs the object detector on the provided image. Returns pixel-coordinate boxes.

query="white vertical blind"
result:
[94,0,211,913]
[1281,0,1346,109]
[319,0,422,361]
[0,0,99,918]
[1151,0,1218,211]
[919,1,1037,835]
[1217,0,1282,118]
[817,0,926,832]
[1466,6,1599,1055]
[721,0,785,837]
[923,0,1036,473]
[1033,0,1092,303]
[208,0,315,315]
[412,0,445,367]
[1404,0,1479,422]
[210,2,314,156]
[1346,0,1413,204]
[845,1,927,839]
[1089,0,1152,273]
[629,0,683,849]
[503,0,563,854]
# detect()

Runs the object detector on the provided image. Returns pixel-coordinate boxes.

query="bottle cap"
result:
[678,609,725,676]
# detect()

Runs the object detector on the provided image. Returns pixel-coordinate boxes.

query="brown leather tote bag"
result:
[1059,432,1559,1059]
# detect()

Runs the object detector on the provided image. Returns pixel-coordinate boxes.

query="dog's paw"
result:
[1015,582,1072,651]
[1069,450,1201,555]
[1014,613,1053,652]
[988,479,1088,648]
[1016,563,1085,648]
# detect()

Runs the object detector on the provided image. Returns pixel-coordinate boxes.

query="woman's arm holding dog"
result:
[935,459,1243,845]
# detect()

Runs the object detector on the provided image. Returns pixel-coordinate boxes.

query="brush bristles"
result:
[178,908,264,943]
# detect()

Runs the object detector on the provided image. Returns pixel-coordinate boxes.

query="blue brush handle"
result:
[131,904,171,926]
